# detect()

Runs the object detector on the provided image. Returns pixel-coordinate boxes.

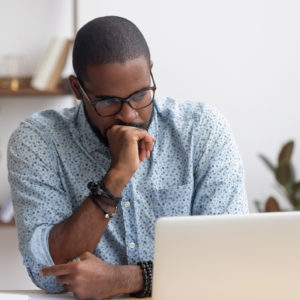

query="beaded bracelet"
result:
[131,261,153,298]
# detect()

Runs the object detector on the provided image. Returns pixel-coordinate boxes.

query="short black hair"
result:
[72,16,151,82]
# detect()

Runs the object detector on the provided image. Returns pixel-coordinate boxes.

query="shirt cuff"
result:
[29,224,55,267]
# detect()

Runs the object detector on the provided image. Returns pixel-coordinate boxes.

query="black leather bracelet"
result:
[99,182,122,202]
[87,181,122,204]
[130,261,153,298]
[90,195,116,219]
[99,196,118,208]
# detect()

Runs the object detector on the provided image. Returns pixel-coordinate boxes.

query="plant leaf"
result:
[275,163,292,186]
[290,182,300,207]
[254,200,264,212]
[278,140,294,164]
[258,154,276,173]
[265,196,281,212]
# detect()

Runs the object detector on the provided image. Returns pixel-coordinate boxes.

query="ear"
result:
[150,60,154,70]
[69,75,83,100]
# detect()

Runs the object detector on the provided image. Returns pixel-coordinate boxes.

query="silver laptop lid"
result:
[153,212,300,300]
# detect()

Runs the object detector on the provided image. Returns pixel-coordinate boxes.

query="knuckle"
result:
[122,130,133,139]
[73,263,81,273]
[74,291,83,300]
[74,274,80,282]
[82,250,90,257]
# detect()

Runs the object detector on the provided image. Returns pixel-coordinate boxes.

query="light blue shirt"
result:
[7,97,248,292]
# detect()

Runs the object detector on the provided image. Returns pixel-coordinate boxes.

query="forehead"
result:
[84,57,150,96]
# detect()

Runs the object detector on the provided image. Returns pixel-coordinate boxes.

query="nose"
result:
[114,102,137,124]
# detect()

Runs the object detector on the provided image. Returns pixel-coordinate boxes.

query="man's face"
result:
[73,57,154,141]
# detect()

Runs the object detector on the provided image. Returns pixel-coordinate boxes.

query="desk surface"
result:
[0,290,151,299]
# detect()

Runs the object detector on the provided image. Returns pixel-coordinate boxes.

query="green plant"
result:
[256,140,300,212]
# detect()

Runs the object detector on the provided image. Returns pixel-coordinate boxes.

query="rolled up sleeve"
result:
[7,120,72,292]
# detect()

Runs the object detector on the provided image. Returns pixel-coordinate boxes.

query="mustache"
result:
[104,121,147,139]
[117,121,147,130]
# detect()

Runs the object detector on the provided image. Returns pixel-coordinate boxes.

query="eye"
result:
[131,91,147,101]
[96,98,118,108]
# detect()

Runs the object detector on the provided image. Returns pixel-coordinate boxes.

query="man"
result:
[8,16,248,299]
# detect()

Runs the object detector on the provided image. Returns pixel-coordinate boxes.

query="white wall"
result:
[0,227,36,289]
[1,0,300,211]
[0,0,300,288]
[0,0,75,206]
[0,0,74,289]
[76,0,300,211]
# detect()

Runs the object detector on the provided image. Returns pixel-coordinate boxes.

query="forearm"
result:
[49,169,130,264]
[49,126,155,265]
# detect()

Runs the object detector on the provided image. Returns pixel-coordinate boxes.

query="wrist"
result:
[113,265,143,295]
[102,168,132,196]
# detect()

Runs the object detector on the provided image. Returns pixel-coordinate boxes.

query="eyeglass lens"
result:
[95,89,154,116]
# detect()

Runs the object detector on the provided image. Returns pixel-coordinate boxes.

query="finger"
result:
[56,275,73,285]
[139,148,146,162]
[133,129,156,144]
[40,263,74,276]
[138,141,147,161]
[139,136,155,152]
[79,251,93,260]
[63,284,72,292]
[139,139,153,160]
[146,139,155,151]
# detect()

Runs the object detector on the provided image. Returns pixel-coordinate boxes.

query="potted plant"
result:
[255,140,300,212]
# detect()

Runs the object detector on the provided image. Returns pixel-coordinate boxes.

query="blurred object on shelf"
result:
[0,55,30,91]
[31,37,71,91]
[0,193,14,224]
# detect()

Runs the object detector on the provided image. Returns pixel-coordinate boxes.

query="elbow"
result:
[26,266,64,293]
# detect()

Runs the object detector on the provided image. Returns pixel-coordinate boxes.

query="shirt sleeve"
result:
[7,119,72,292]
[192,105,249,215]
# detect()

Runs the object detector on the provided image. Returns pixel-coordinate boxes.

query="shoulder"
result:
[24,104,79,131]
[8,104,80,153]
[11,105,79,137]
[154,97,229,134]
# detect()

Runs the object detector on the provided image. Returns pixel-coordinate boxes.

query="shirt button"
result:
[124,201,130,208]
[129,242,135,249]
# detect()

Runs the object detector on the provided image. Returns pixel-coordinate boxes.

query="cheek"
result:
[97,119,115,136]
[84,101,111,135]
[141,104,153,123]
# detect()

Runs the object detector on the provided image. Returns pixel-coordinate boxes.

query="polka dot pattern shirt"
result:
[7,97,248,292]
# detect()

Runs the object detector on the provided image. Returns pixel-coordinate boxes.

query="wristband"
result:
[131,261,153,298]
[90,195,116,219]
[87,181,122,203]
[98,182,122,202]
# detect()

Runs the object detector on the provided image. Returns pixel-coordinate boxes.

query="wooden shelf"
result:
[0,77,72,96]
[0,204,15,226]
[0,219,15,227]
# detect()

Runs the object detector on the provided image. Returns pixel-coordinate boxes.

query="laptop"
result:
[152,212,300,300]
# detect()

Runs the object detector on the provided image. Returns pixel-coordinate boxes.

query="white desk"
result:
[0,290,151,299]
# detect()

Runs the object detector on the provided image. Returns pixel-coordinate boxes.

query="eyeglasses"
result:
[78,71,156,117]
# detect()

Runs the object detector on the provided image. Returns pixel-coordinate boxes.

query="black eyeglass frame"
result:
[77,71,156,118]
